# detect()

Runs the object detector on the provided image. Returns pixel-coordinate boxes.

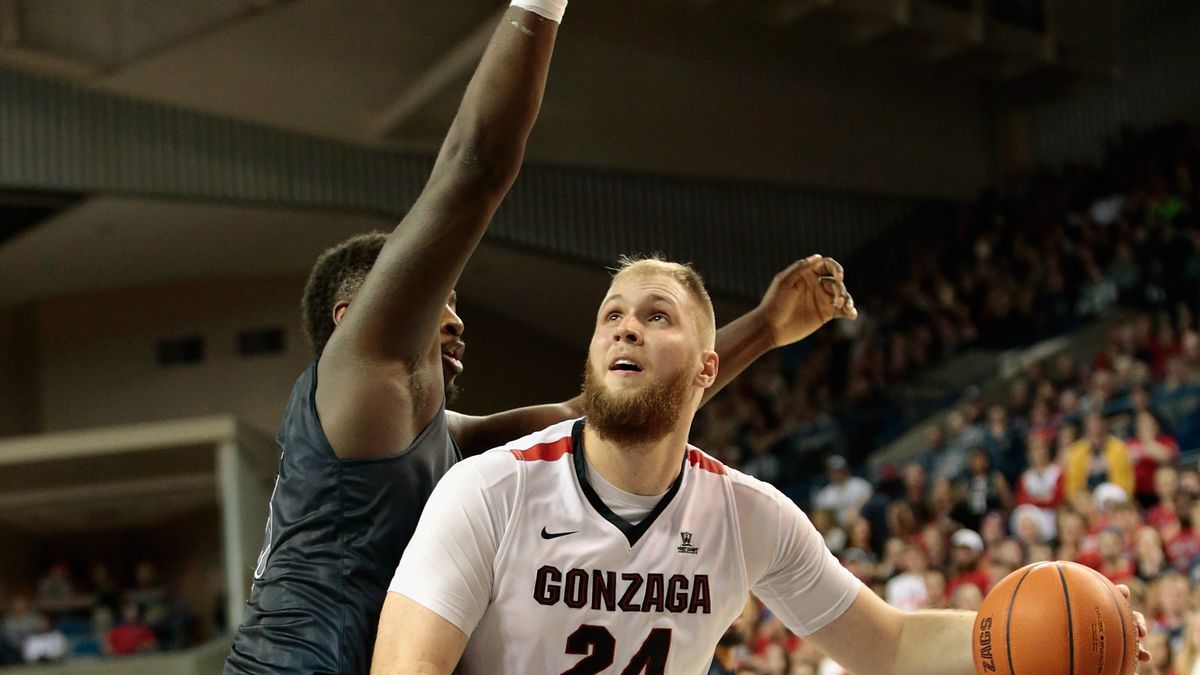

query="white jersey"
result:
[390,419,861,675]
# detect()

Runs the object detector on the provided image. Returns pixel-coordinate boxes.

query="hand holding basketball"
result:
[972,561,1147,675]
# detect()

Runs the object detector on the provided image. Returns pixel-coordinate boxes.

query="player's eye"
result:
[605,311,621,322]
[649,312,669,323]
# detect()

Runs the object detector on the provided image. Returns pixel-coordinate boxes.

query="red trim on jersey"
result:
[687,448,725,475]
[511,436,574,463]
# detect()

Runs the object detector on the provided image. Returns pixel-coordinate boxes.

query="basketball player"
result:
[223,3,567,673]
[225,3,860,672]
[373,256,1150,675]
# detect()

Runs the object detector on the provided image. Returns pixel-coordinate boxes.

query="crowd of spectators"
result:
[0,561,202,667]
[701,122,1200,675]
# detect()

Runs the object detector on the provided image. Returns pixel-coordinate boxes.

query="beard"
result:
[580,358,694,446]
[443,371,462,405]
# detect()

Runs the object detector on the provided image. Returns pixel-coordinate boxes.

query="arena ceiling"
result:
[0,0,1118,319]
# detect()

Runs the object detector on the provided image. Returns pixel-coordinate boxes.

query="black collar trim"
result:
[571,419,685,547]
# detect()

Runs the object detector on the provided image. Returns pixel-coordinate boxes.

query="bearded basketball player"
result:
[372,257,1150,675]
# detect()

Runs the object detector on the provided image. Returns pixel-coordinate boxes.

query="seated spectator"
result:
[21,613,66,665]
[1011,503,1055,547]
[811,508,846,556]
[945,528,989,598]
[981,405,1023,480]
[812,456,873,527]
[1015,435,1064,512]
[1143,629,1173,675]
[1086,528,1135,584]
[1135,526,1170,582]
[2,595,36,663]
[923,570,949,609]
[1126,411,1180,507]
[35,563,75,609]
[107,602,157,656]
[1154,573,1191,648]
[949,582,983,611]
[1056,507,1093,563]
[89,563,120,617]
[884,544,930,612]
[1165,501,1200,573]
[1065,413,1134,499]
[1175,609,1200,675]
[1147,466,1182,532]
[955,450,1013,531]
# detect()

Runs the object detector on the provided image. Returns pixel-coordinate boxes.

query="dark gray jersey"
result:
[224,362,460,675]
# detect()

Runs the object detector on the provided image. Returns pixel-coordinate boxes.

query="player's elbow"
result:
[437,126,525,195]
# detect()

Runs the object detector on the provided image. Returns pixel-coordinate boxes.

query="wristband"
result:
[510,0,567,23]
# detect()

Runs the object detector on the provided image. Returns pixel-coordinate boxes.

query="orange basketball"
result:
[973,561,1137,675]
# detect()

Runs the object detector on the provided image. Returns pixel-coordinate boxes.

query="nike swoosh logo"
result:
[541,526,578,540]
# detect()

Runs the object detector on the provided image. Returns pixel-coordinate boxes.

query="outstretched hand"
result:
[756,254,857,348]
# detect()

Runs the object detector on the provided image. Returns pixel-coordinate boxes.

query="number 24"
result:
[561,624,672,675]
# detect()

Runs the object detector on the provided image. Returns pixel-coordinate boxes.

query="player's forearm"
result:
[436,6,559,194]
[703,308,776,405]
[891,610,976,675]
[346,7,560,361]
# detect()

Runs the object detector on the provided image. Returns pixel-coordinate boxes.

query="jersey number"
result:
[560,624,671,675]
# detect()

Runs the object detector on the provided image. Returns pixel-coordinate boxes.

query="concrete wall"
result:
[9,275,582,437]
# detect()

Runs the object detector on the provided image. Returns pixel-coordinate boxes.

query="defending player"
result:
[223,3,566,673]
[373,257,1150,675]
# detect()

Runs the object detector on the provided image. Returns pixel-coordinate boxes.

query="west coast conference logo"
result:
[677,531,699,555]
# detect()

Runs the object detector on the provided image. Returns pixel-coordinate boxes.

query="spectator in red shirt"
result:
[945,529,990,598]
[1165,502,1200,573]
[106,602,156,656]
[1127,411,1180,506]
[1016,436,1065,510]
[1057,509,1091,563]
[1134,526,1170,581]
[1094,528,1135,583]
[1146,466,1181,533]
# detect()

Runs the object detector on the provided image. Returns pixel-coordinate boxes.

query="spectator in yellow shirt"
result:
[1065,412,1134,498]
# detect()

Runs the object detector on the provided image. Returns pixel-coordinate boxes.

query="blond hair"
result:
[610,254,716,349]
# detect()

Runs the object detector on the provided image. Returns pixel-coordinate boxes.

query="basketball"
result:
[973,561,1138,675]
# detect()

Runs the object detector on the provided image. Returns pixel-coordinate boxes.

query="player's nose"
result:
[612,317,642,344]
[442,306,464,337]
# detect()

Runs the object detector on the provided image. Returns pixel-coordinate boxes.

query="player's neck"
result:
[581,424,690,496]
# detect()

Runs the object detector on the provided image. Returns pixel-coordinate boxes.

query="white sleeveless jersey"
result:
[390,419,860,675]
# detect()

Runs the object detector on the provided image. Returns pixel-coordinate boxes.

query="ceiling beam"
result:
[773,0,836,25]
[370,7,505,138]
[0,0,99,78]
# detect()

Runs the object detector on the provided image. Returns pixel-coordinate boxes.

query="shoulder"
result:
[442,417,580,488]
[486,417,580,463]
[715,455,795,514]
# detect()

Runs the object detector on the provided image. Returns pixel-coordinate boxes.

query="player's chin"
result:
[443,374,462,404]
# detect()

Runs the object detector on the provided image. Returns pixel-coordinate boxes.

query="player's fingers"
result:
[780,254,822,287]
[840,293,858,321]
[1116,584,1131,601]
[815,256,845,281]
[819,277,846,307]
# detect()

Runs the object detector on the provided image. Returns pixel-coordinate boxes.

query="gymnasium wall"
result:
[4,275,583,437]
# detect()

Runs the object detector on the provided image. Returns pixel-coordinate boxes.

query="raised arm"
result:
[318,3,562,458]
[447,255,856,455]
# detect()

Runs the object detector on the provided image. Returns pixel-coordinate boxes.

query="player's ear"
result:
[332,301,350,326]
[695,350,718,389]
